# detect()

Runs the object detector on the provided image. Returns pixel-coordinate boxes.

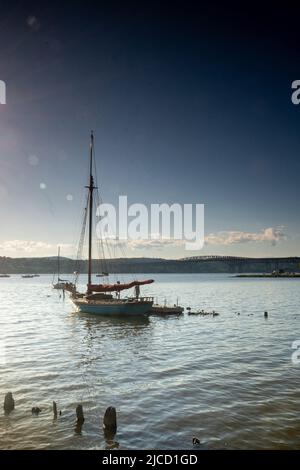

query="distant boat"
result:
[67,132,154,316]
[0,274,10,278]
[22,274,35,278]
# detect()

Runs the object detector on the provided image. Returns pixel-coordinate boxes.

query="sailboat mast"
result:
[57,246,60,281]
[88,131,95,290]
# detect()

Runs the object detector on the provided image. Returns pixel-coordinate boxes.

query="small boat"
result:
[67,132,154,316]
[0,274,10,278]
[150,304,184,315]
[96,273,109,277]
[22,274,35,279]
[52,247,70,289]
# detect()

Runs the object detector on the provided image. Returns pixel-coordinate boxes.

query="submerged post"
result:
[75,404,85,435]
[76,404,85,425]
[4,392,15,414]
[103,406,117,437]
[53,401,57,418]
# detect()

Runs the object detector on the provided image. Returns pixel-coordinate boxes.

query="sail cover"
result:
[88,279,154,293]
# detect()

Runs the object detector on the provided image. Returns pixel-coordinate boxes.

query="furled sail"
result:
[88,279,154,293]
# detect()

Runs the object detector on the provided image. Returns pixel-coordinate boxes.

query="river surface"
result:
[1,273,300,450]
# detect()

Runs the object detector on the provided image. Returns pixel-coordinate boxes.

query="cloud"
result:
[104,227,286,250]
[0,240,73,255]
[127,239,185,250]
[0,227,286,257]
[205,227,286,246]
[93,238,184,251]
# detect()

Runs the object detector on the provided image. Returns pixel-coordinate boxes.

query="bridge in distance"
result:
[179,256,300,271]
[180,256,300,263]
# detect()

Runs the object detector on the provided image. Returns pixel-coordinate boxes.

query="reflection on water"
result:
[1,274,300,449]
[77,312,151,337]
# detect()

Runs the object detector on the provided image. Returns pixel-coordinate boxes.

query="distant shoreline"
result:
[235,273,300,278]
[1,255,300,274]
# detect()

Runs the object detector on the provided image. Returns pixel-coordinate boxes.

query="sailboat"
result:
[52,247,69,289]
[68,132,154,316]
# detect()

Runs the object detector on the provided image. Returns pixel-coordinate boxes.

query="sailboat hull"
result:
[72,299,153,316]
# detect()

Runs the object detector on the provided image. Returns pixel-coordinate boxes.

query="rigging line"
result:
[93,209,107,277]
[93,187,126,283]
[95,193,116,277]
[70,184,88,258]
[95,190,110,273]
[90,135,112,278]
[71,148,92,282]
[72,137,93,279]
[76,198,88,262]
[95,218,112,281]
[91,132,136,287]
[92,133,124,283]
[113,235,137,283]
[73,193,89,283]
[95,192,122,284]
[93,207,107,277]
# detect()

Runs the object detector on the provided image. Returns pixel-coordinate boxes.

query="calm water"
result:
[1,273,300,450]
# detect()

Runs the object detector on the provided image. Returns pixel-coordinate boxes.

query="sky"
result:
[0,1,300,259]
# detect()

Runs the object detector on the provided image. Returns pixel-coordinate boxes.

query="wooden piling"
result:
[4,392,15,414]
[103,406,117,435]
[76,404,84,425]
[53,401,57,418]
[31,407,41,415]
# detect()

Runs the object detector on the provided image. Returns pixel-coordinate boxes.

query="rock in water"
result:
[103,406,117,434]
[4,392,15,414]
